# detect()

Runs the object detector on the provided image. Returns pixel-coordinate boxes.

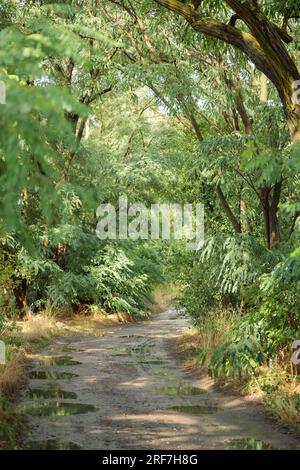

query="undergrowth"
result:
[180,304,300,435]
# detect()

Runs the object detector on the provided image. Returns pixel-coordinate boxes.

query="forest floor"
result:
[18,309,300,450]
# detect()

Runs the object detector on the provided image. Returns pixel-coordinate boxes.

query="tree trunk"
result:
[260,187,271,249]
[13,278,28,318]
[269,180,282,247]
[260,181,282,249]
[216,184,242,234]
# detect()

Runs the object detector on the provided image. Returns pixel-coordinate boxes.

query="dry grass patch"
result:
[149,284,179,314]
[265,391,300,434]
[64,311,135,336]
[14,307,136,343]
[0,349,29,399]
[18,313,65,343]
[0,313,66,399]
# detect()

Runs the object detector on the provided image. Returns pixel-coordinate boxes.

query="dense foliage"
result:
[0,0,300,386]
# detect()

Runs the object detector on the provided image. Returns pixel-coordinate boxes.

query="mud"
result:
[21,309,300,450]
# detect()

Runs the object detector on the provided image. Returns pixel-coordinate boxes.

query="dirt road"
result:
[20,309,300,450]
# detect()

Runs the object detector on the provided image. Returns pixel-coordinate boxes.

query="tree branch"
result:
[154,0,300,118]
[216,184,242,233]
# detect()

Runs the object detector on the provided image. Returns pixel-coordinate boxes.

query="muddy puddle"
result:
[152,385,205,395]
[27,386,77,400]
[138,359,167,365]
[29,370,79,380]
[119,335,145,339]
[24,401,98,417]
[168,405,223,414]
[38,355,81,366]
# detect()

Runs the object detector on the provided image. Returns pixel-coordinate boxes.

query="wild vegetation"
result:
[1,0,300,447]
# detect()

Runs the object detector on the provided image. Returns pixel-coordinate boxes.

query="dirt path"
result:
[20,309,300,450]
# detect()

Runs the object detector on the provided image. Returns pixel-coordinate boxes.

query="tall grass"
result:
[180,304,300,434]
[179,306,236,372]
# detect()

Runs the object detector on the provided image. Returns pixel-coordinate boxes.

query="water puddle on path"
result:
[111,348,128,357]
[168,405,223,414]
[111,342,156,358]
[225,437,276,450]
[58,346,79,353]
[152,385,206,396]
[138,359,167,365]
[26,439,82,450]
[24,401,98,417]
[27,386,77,400]
[119,335,145,339]
[153,368,179,380]
[38,355,81,366]
[29,370,79,380]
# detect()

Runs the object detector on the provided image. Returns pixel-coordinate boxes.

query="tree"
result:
[153,0,300,141]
